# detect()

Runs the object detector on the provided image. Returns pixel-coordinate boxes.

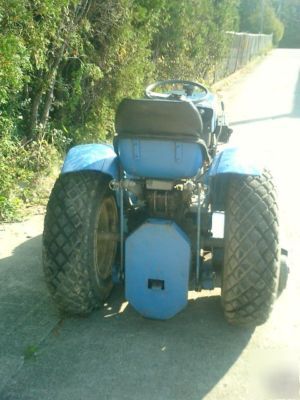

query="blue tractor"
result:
[43,80,287,326]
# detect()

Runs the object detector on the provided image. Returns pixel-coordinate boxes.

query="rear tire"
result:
[222,170,280,326]
[43,171,118,316]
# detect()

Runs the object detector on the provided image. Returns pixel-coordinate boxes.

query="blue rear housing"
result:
[125,219,191,319]
[118,138,203,179]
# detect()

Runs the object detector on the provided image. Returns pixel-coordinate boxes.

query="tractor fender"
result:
[61,143,119,179]
[208,145,264,211]
[209,145,263,177]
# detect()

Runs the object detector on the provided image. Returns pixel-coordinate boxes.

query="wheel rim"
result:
[95,195,118,282]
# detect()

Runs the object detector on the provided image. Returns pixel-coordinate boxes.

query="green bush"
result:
[239,0,284,45]
[280,0,300,48]
[0,135,58,221]
[0,0,240,221]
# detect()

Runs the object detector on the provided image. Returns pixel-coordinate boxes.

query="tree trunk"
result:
[28,84,44,139]
[28,0,94,139]
[40,81,55,129]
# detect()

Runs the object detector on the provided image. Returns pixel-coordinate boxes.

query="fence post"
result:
[217,32,273,81]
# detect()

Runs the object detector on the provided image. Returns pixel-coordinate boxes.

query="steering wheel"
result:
[145,79,208,104]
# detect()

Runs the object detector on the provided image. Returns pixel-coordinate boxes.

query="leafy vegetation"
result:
[0,0,286,221]
[23,344,39,360]
[239,0,284,45]
[0,0,241,220]
[279,0,300,48]
[0,135,58,220]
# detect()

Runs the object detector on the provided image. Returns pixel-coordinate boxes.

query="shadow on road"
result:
[292,70,300,117]
[1,234,254,400]
[0,234,59,353]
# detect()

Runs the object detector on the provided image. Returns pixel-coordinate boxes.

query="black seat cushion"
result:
[115,98,203,141]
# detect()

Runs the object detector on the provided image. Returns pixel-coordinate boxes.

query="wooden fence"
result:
[214,32,273,82]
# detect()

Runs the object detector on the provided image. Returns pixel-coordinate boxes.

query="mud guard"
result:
[209,145,263,177]
[208,145,264,211]
[61,143,119,179]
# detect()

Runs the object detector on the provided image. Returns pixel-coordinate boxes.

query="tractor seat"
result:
[115,98,204,142]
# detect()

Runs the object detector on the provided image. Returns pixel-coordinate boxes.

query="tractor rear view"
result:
[43,80,288,326]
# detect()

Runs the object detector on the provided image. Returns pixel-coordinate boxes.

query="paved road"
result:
[0,49,299,400]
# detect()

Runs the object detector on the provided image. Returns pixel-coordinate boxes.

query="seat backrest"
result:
[115,98,203,141]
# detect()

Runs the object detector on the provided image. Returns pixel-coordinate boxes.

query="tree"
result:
[239,0,284,45]
[279,0,300,48]
[0,0,241,219]
[150,0,239,80]
[0,0,240,143]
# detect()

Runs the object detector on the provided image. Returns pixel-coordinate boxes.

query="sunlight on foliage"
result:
[0,0,281,221]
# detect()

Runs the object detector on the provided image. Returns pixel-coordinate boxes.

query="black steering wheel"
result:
[145,79,208,103]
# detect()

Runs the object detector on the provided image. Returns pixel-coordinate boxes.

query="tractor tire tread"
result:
[43,172,110,316]
[222,170,280,326]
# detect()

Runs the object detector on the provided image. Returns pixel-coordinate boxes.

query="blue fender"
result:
[209,145,263,177]
[61,143,119,179]
[208,145,264,211]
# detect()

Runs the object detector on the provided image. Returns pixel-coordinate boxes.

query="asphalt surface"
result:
[0,49,299,400]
